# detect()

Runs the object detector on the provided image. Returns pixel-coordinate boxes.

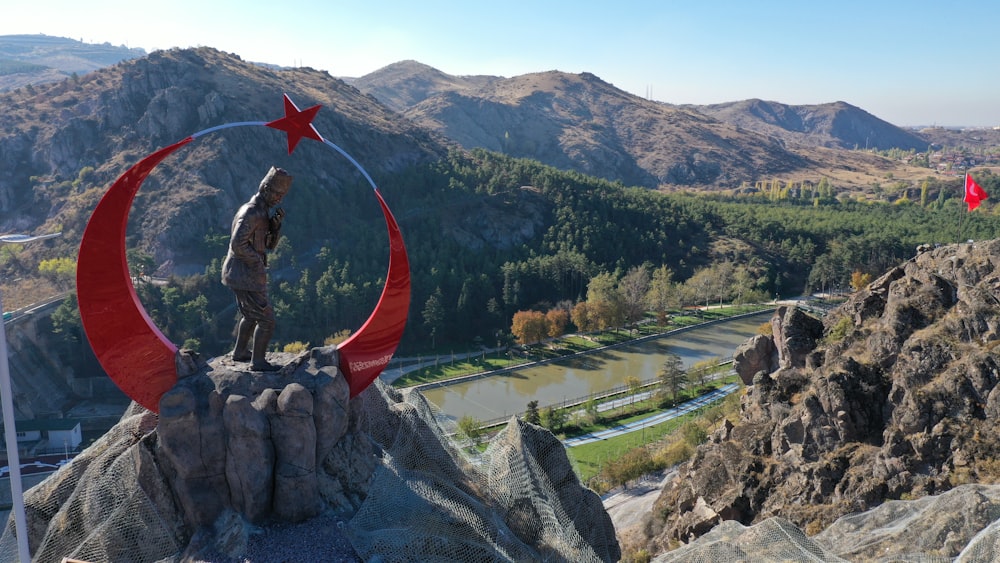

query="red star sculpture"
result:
[266,93,324,154]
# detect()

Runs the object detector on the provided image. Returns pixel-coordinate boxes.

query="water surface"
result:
[420,312,771,422]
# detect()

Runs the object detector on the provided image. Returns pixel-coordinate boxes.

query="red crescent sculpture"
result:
[77,94,411,412]
[77,138,193,412]
[337,188,411,397]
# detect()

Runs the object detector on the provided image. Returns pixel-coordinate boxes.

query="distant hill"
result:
[0,34,146,91]
[690,98,930,151]
[346,60,500,114]
[916,125,1000,150]
[359,65,808,188]
[354,63,931,189]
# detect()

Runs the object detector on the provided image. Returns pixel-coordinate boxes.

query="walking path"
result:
[561,383,740,447]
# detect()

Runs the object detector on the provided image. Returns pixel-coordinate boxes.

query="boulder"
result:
[771,306,823,369]
[732,334,777,384]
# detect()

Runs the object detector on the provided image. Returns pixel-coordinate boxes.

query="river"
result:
[419,311,773,423]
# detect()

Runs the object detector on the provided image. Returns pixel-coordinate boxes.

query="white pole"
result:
[0,231,60,563]
[0,288,30,563]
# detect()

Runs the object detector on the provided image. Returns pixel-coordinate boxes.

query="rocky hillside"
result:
[346,59,499,114]
[636,239,1000,558]
[0,34,145,91]
[0,46,447,274]
[355,62,934,190]
[690,98,930,151]
[402,70,806,188]
[14,348,619,562]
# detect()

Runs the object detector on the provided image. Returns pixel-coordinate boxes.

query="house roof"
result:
[2,419,81,432]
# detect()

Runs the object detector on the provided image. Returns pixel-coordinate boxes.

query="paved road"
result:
[562,383,740,447]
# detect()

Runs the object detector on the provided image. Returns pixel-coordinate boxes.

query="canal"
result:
[419,311,773,423]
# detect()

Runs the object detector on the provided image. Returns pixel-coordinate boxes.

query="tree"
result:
[423,287,446,348]
[688,357,720,389]
[511,310,548,345]
[683,267,716,310]
[126,248,156,281]
[50,293,83,355]
[458,415,484,446]
[625,375,642,412]
[571,301,594,332]
[658,353,686,403]
[850,270,873,291]
[645,265,676,323]
[324,329,352,346]
[732,267,755,306]
[808,254,839,295]
[583,396,601,425]
[545,308,569,338]
[619,265,651,324]
[524,400,541,425]
[282,341,310,353]
[38,257,76,287]
[540,405,568,432]
[587,271,626,330]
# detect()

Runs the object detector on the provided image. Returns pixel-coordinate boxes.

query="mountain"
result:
[354,63,931,190]
[690,98,930,151]
[0,34,146,91]
[0,46,447,274]
[373,68,808,188]
[622,240,1000,559]
[346,59,500,114]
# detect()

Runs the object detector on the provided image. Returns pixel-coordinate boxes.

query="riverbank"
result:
[414,309,772,426]
[387,304,773,391]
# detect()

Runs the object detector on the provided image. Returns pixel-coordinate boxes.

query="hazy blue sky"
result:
[4,0,997,127]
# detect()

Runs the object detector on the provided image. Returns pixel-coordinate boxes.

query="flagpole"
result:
[959,173,967,242]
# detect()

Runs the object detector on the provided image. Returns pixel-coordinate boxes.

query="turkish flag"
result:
[965,173,989,211]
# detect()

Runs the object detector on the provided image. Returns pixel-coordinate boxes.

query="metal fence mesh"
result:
[653,483,1000,562]
[347,381,617,562]
[0,380,617,562]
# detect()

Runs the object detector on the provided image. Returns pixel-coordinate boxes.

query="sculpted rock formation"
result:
[8,346,619,562]
[642,239,1000,560]
[156,347,350,529]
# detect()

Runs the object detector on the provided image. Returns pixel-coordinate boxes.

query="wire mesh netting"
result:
[652,483,1000,562]
[347,381,619,562]
[0,403,183,562]
[0,379,618,562]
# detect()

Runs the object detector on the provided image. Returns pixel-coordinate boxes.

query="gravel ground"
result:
[603,469,675,533]
[195,512,362,562]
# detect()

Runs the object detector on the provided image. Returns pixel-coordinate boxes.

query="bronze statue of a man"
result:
[221,166,292,371]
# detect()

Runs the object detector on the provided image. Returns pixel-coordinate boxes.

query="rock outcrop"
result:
[10,346,619,562]
[156,347,350,529]
[732,334,777,385]
[653,483,1000,562]
[644,239,1000,559]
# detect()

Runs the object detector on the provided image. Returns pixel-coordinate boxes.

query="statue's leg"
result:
[250,303,279,371]
[232,317,254,362]
[250,323,279,371]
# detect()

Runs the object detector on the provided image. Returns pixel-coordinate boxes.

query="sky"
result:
[3,0,998,127]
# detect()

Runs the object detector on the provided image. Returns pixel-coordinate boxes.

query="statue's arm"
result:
[265,208,284,250]
[231,214,265,270]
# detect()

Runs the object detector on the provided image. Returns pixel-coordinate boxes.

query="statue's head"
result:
[258,166,292,206]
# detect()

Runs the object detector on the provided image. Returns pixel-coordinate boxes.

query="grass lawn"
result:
[566,411,702,483]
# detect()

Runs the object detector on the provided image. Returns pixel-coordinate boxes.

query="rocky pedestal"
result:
[17,342,620,562]
[156,346,354,530]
